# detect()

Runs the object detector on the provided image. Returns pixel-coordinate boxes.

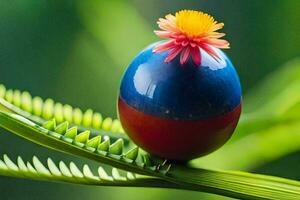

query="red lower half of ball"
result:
[118,98,241,161]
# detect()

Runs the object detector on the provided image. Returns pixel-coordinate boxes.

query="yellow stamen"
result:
[176,10,217,37]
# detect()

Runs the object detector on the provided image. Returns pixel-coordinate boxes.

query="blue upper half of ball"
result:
[119,42,242,120]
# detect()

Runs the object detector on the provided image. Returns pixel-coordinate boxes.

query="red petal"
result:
[180,47,191,65]
[181,40,189,46]
[165,46,183,63]
[201,44,220,60]
[191,47,201,66]
[153,40,176,53]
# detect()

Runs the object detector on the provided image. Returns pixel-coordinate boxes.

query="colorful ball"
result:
[118,42,242,161]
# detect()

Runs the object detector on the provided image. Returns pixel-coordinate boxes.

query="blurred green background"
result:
[1,0,300,199]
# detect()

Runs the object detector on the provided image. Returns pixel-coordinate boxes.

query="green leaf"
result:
[64,127,78,139]
[0,154,167,187]
[75,130,90,143]
[42,119,56,131]
[98,138,110,151]
[55,121,69,134]
[109,139,124,155]
[92,112,102,129]
[42,98,54,120]
[82,109,93,127]
[86,135,101,148]
[0,83,127,140]
[32,96,43,116]
[102,117,113,131]
[1,111,300,199]
[124,147,139,161]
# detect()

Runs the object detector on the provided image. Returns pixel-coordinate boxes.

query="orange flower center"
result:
[175,10,217,37]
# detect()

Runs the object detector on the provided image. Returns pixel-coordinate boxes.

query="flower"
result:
[153,10,230,65]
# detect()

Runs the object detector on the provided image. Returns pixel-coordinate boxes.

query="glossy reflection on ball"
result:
[118,42,242,161]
